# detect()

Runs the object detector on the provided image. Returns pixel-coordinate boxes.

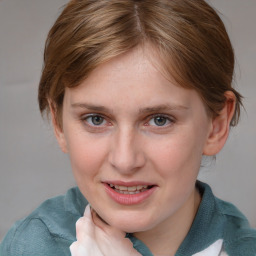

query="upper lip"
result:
[102,180,156,187]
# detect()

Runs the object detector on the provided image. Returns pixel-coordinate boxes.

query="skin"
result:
[53,46,235,255]
[70,205,142,256]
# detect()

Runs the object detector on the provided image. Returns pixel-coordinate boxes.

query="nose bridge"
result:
[109,126,145,173]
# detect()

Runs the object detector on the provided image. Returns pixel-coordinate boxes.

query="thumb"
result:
[91,209,142,256]
[75,204,95,242]
[91,208,126,239]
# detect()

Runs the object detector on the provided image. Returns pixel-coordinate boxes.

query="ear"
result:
[49,103,68,153]
[203,91,236,156]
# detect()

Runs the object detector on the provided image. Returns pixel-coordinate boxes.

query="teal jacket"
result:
[1,181,256,256]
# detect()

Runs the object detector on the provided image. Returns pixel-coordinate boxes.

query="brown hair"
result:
[38,0,242,127]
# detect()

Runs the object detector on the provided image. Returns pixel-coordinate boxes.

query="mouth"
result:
[103,182,157,205]
[108,184,155,194]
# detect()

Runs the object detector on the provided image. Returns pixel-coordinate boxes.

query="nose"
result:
[108,127,146,174]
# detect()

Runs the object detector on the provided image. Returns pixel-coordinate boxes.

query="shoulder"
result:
[0,217,66,256]
[195,181,256,255]
[215,192,256,255]
[0,187,88,256]
[225,235,256,256]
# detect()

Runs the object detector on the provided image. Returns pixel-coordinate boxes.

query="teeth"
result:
[119,185,127,191]
[128,186,136,192]
[137,185,144,190]
[109,184,150,193]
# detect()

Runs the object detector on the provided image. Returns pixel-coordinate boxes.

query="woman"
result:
[1,0,256,255]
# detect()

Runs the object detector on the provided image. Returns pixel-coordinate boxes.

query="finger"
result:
[70,241,88,256]
[70,241,104,256]
[95,229,142,256]
[91,209,126,239]
[84,204,92,219]
[89,209,142,256]
[76,205,95,242]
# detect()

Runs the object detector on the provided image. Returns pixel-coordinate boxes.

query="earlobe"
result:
[49,103,68,154]
[203,91,236,156]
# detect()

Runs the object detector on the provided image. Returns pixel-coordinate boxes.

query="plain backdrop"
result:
[0,0,256,241]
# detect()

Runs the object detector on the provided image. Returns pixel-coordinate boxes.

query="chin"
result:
[108,215,157,233]
[116,224,149,234]
[93,204,159,233]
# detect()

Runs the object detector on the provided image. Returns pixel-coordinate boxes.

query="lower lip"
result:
[103,183,157,205]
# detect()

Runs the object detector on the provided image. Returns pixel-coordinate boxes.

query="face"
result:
[56,47,214,233]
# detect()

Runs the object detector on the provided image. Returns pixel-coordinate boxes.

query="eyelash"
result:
[80,113,175,129]
[81,114,110,128]
[145,114,175,127]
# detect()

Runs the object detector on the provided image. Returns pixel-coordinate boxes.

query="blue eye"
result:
[148,116,172,127]
[85,115,106,126]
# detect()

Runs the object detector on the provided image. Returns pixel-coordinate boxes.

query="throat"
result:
[133,188,201,256]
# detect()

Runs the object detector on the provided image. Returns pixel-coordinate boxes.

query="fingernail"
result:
[84,204,91,217]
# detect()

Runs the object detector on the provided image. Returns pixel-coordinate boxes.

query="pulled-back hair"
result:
[38,0,242,127]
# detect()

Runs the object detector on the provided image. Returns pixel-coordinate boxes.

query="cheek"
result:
[65,133,108,179]
[148,129,207,200]
[151,132,203,175]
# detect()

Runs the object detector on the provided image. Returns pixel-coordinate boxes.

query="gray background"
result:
[0,0,255,241]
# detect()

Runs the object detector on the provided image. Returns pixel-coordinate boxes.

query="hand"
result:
[70,204,142,256]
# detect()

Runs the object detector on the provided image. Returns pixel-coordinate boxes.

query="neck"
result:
[133,188,201,256]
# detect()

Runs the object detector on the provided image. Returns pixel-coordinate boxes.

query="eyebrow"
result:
[71,103,111,112]
[71,102,188,113]
[138,104,189,114]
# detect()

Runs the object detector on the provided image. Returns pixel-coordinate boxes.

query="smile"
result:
[109,184,152,194]
[103,182,157,205]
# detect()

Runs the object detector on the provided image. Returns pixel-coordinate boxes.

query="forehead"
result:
[63,46,206,114]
